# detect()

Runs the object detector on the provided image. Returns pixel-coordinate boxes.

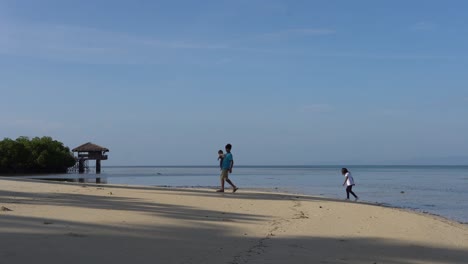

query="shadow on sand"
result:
[1,178,467,264]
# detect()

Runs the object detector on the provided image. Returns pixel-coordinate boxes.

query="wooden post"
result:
[79,159,84,173]
[96,159,101,174]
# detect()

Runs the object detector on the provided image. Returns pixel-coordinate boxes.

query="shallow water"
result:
[27,165,468,223]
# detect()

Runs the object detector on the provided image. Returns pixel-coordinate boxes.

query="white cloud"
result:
[0,18,455,64]
[0,20,228,64]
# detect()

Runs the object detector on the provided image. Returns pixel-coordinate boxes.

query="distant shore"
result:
[1,177,467,264]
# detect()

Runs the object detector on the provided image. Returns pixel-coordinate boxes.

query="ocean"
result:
[27,165,468,224]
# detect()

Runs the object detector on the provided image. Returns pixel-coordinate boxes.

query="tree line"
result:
[0,136,76,174]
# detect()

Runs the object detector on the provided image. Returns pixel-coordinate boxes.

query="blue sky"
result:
[1,0,467,165]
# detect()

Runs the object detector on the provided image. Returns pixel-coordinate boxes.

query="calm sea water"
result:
[28,165,468,223]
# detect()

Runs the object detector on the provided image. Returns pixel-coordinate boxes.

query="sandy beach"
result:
[1,177,467,264]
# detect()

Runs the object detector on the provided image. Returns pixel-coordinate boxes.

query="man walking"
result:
[216,143,238,193]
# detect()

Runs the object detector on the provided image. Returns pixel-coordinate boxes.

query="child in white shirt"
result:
[342,168,358,201]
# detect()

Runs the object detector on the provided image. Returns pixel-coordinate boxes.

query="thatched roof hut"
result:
[72,142,109,153]
[72,142,109,174]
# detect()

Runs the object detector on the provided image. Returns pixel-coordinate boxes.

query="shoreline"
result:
[134,185,468,226]
[1,177,467,263]
[14,164,468,225]
[4,176,468,226]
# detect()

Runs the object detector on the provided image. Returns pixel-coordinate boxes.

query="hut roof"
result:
[72,142,109,152]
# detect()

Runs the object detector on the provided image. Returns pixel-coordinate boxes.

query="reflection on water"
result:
[28,174,108,184]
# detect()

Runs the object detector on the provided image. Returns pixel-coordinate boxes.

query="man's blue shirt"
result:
[222,152,233,170]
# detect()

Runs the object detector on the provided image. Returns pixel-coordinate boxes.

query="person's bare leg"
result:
[226,179,238,193]
[226,179,235,188]
[217,179,225,192]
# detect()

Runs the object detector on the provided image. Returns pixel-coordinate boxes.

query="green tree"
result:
[0,136,76,174]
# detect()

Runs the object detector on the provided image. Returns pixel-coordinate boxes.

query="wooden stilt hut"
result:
[72,142,109,174]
